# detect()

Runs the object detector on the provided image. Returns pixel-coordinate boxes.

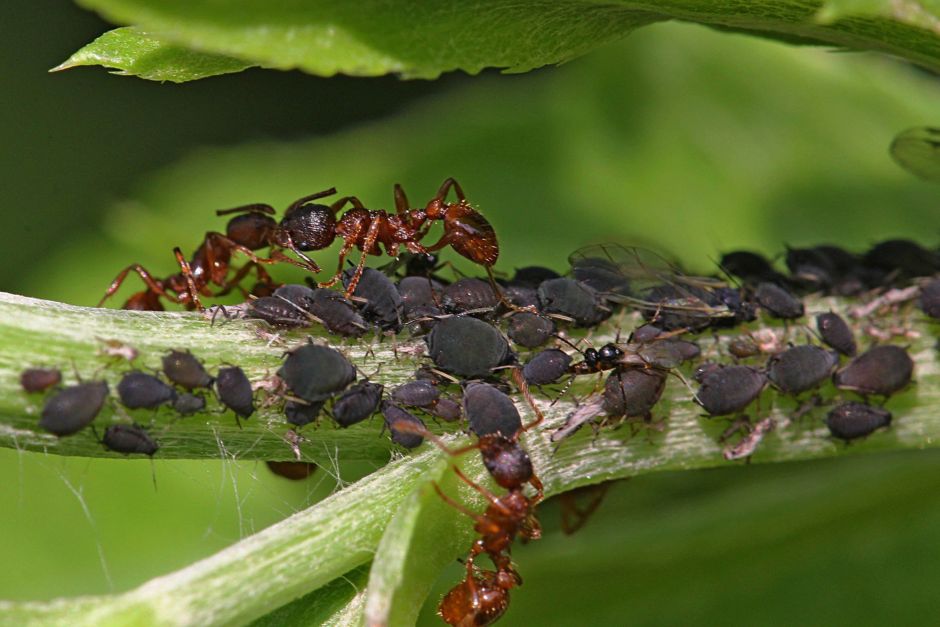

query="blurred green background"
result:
[4,1,940,625]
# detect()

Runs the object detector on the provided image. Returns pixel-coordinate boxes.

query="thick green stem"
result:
[0,290,936,626]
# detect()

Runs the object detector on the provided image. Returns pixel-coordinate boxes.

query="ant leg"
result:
[215,203,276,217]
[173,247,204,311]
[452,466,513,513]
[388,419,482,457]
[341,219,383,297]
[98,264,177,307]
[432,481,487,524]
[330,196,366,212]
[511,368,545,432]
[285,188,338,213]
[394,184,410,215]
[318,238,358,288]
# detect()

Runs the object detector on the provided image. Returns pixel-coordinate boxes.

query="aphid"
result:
[172,392,205,416]
[719,250,782,285]
[216,366,254,420]
[723,417,775,461]
[426,316,512,378]
[833,345,913,397]
[397,276,443,314]
[20,368,61,393]
[754,282,804,319]
[506,312,554,348]
[816,312,857,357]
[162,350,213,390]
[919,277,940,319]
[784,244,860,293]
[39,381,109,437]
[693,361,723,384]
[278,343,356,402]
[247,296,310,328]
[522,349,572,386]
[537,277,609,327]
[331,381,384,428]
[344,267,403,331]
[569,244,742,330]
[463,382,523,437]
[500,282,540,310]
[727,335,760,359]
[602,368,667,420]
[284,400,325,427]
[696,365,767,417]
[266,460,318,480]
[439,567,517,627]
[441,278,499,314]
[117,371,177,409]
[512,266,560,286]
[382,402,426,448]
[766,345,839,395]
[568,255,632,299]
[302,287,369,337]
[862,238,939,281]
[826,402,892,441]
[391,381,462,422]
[102,423,158,456]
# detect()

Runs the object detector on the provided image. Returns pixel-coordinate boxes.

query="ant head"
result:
[497,568,521,590]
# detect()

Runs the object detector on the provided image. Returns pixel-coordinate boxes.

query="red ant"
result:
[318,177,500,296]
[99,189,338,310]
[439,565,520,627]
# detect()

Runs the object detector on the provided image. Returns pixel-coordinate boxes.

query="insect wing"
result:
[890,126,940,182]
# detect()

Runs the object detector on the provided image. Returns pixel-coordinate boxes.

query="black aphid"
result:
[20,368,61,393]
[344,267,403,331]
[429,397,462,422]
[383,402,426,449]
[506,312,554,348]
[766,345,839,395]
[720,250,782,285]
[162,350,213,390]
[248,296,310,328]
[39,381,109,437]
[826,402,892,441]
[278,343,356,402]
[102,423,158,456]
[463,382,522,437]
[693,361,723,384]
[523,349,572,386]
[512,266,561,286]
[172,392,206,416]
[863,238,939,281]
[833,345,913,397]
[816,312,857,357]
[501,283,540,309]
[266,460,317,480]
[537,277,610,327]
[441,278,499,314]
[391,380,440,407]
[920,278,940,319]
[307,288,369,337]
[216,366,254,419]
[285,400,325,427]
[785,245,858,292]
[696,365,767,416]
[728,336,760,359]
[568,256,632,298]
[332,381,384,428]
[664,338,701,363]
[117,371,176,409]
[754,282,804,319]
[397,276,443,313]
[426,316,512,378]
[602,368,667,419]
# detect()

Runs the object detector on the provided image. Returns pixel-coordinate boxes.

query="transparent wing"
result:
[890,126,940,182]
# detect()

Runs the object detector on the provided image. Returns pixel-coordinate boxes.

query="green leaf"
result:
[247,565,369,627]
[66,0,940,81]
[817,0,940,32]
[52,27,253,82]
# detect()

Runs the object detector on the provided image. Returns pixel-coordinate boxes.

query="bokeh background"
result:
[3,1,940,625]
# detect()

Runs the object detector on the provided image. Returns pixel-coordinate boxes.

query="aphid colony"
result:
[83,179,940,625]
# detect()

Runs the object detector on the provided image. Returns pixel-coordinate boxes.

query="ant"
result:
[99,189,338,310]
[318,177,500,296]
[439,565,520,627]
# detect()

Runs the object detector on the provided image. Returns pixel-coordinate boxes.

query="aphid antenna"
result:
[427,367,461,385]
